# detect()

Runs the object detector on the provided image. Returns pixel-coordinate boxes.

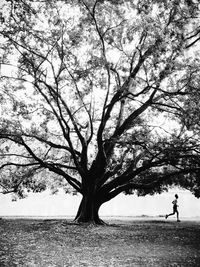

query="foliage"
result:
[1,0,200,221]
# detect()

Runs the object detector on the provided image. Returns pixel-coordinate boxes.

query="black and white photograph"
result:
[0,0,200,266]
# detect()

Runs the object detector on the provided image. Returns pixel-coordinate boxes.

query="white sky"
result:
[0,188,199,219]
[0,2,200,221]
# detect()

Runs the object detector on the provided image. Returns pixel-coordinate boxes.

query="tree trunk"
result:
[74,194,105,225]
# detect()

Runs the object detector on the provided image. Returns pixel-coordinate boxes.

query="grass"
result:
[0,218,200,266]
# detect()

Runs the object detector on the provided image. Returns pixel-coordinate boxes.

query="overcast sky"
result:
[0,188,199,219]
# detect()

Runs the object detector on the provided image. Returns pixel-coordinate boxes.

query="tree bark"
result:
[74,194,105,225]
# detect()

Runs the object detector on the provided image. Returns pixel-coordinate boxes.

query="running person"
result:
[165,194,180,222]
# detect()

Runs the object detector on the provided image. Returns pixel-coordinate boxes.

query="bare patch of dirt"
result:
[0,218,200,266]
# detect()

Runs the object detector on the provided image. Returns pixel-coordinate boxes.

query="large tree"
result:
[1,0,200,223]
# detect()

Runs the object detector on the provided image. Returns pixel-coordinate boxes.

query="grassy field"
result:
[0,218,200,266]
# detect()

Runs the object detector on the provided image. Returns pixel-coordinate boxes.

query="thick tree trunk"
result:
[74,194,105,225]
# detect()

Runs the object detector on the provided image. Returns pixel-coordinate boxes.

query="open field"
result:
[0,218,200,266]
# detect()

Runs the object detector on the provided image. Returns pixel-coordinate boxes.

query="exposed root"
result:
[73,217,106,226]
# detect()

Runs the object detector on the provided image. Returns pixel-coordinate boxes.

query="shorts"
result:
[173,204,178,213]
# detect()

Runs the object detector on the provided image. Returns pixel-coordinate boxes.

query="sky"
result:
[0,1,200,221]
[0,188,200,219]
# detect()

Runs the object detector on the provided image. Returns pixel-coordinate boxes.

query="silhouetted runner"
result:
[165,194,180,222]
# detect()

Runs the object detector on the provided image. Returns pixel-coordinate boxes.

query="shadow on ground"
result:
[0,218,200,266]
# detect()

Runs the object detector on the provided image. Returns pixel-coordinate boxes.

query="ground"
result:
[0,218,200,266]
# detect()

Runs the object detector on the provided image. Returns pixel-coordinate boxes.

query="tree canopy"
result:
[1,0,200,223]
